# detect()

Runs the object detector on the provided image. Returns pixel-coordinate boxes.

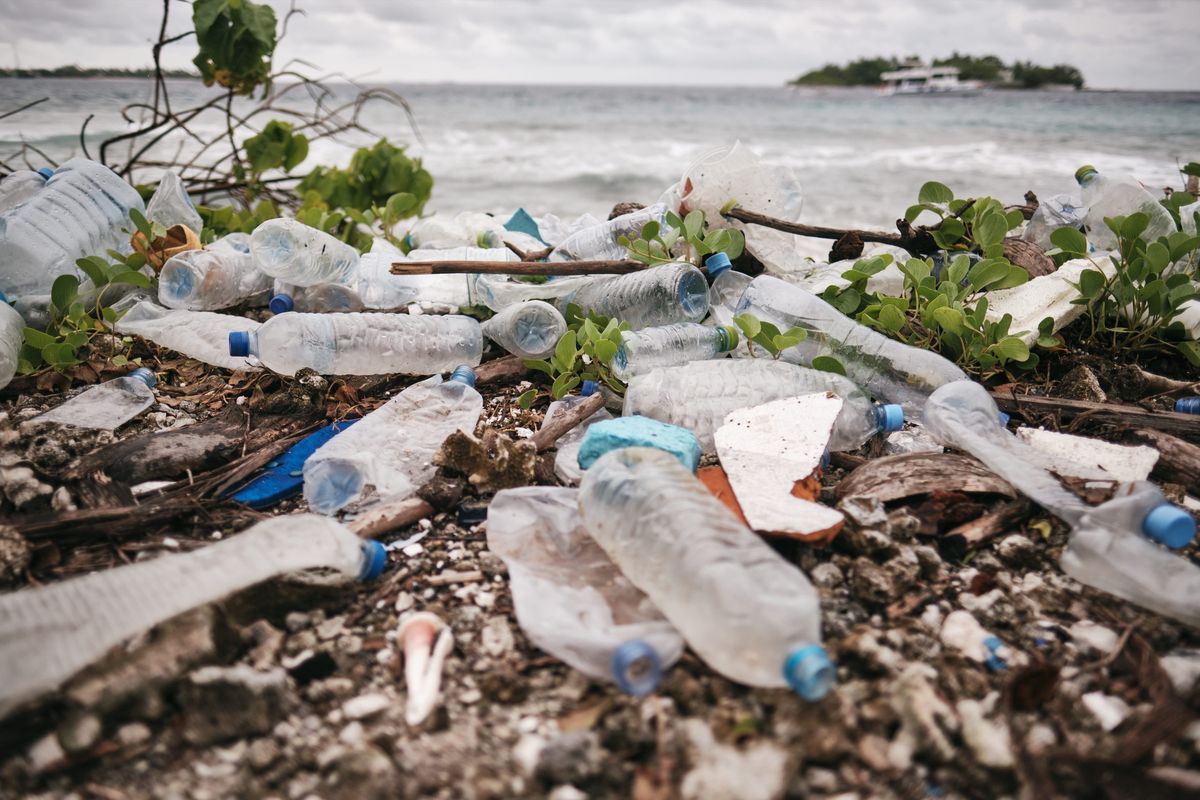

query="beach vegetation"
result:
[524,305,630,399]
[619,209,745,266]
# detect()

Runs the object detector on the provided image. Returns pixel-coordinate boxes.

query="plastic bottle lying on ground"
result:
[270,280,364,314]
[480,300,567,359]
[35,368,156,430]
[487,486,684,694]
[623,358,903,452]
[579,447,834,698]
[557,261,709,330]
[0,514,386,720]
[547,204,667,262]
[473,273,600,312]
[160,233,272,311]
[407,212,507,250]
[229,312,482,376]
[303,366,482,514]
[0,168,51,213]
[114,298,262,371]
[734,274,967,413]
[1022,193,1087,250]
[705,253,752,329]
[0,295,23,391]
[359,244,500,309]
[250,218,359,287]
[1075,165,1176,251]
[611,322,738,381]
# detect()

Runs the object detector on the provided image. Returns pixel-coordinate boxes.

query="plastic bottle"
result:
[734,274,967,413]
[159,233,271,311]
[145,170,203,234]
[558,262,709,330]
[578,447,834,698]
[114,298,262,372]
[0,514,387,720]
[480,300,567,359]
[547,204,667,262]
[0,168,52,213]
[250,218,360,287]
[1075,165,1176,251]
[303,367,482,514]
[1177,397,1200,415]
[0,294,24,390]
[357,244,490,310]
[1022,193,1087,250]
[269,280,364,314]
[472,273,601,312]
[229,312,483,376]
[0,159,146,298]
[407,212,507,250]
[35,368,156,430]
[611,322,738,381]
[705,253,753,328]
[623,358,903,452]
[487,486,684,694]
[543,382,611,485]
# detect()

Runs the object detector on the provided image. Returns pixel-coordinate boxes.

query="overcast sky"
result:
[1,0,1198,90]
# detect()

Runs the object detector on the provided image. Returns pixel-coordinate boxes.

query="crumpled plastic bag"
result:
[146,171,203,235]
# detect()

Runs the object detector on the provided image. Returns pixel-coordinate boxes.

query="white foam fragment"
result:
[1015,427,1158,482]
[985,257,1117,346]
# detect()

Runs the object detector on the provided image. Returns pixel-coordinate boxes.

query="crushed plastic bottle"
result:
[228,312,482,376]
[0,158,146,298]
[1075,165,1176,251]
[480,300,567,359]
[623,358,902,452]
[0,294,24,390]
[547,204,667,262]
[303,367,482,514]
[487,486,684,694]
[1022,193,1087,250]
[358,244,497,309]
[0,514,387,720]
[578,447,834,698]
[35,368,156,430]
[270,280,364,314]
[250,218,359,287]
[735,274,967,412]
[114,298,262,371]
[145,170,203,234]
[611,322,737,381]
[557,261,709,330]
[473,273,600,312]
[160,233,271,311]
[545,383,613,485]
[0,168,51,213]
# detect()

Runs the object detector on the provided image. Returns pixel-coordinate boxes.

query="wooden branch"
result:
[725,206,913,251]
[1126,429,1200,489]
[531,393,605,451]
[991,392,1200,440]
[348,498,433,538]
[391,259,648,276]
[475,355,530,385]
[942,498,1034,550]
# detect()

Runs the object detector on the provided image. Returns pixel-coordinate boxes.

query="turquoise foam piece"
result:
[503,208,546,245]
[578,416,701,473]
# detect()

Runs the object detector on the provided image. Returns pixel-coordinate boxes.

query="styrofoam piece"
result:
[984,257,1117,345]
[1015,427,1158,482]
[713,393,844,538]
[578,416,701,473]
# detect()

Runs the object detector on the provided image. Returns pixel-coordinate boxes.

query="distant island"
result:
[0,66,198,79]
[790,53,1084,91]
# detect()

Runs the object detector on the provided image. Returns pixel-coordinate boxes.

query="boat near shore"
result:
[880,61,984,96]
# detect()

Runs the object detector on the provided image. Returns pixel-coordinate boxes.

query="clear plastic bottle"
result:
[228,312,483,376]
[611,323,737,381]
[0,168,51,213]
[1022,193,1087,250]
[160,233,272,311]
[735,274,967,413]
[623,358,903,452]
[303,367,482,514]
[544,383,613,485]
[1075,165,1176,251]
[269,280,364,314]
[0,294,24,390]
[578,447,834,698]
[473,273,601,312]
[558,262,709,330]
[250,218,360,287]
[36,368,156,430]
[480,300,567,359]
[705,253,753,328]
[407,212,507,250]
[357,245,488,310]
[114,298,263,372]
[0,514,387,720]
[548,204,667,262]
[145,170,203,234]
[487,486,684,695]
[0,159,146,298]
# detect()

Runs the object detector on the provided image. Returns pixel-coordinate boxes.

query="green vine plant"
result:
[521,304,630,403]
[904,181,1026,257]
[618,209,745,266]
[731,313,809,360]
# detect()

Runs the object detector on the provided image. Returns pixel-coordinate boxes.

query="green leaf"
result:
[41,342,81,367]
[22,327,56,348]
[594,339,617,364]
[284,133,309,172]
[1176,340,1200,367]
[1077,269,1106,300]
[75,256,111,288]
[734,313,761,339]
[918,181,954,205]
[1145,241,1171,273]
[876,304,906,333]
[551,373,580,400]
[109,270,153,288]
[128,207,153,240]
[683,210,704,241]
[992,336,1030,362]
[966,259,1012,292]
[384,192,417,220]
[973,212,1008,249]
[51,274,80,313]
[937,217,965,243]
[828,287,861,315]
[771,334,802,352]
[811,355,846,376]
[640,220,660,242]
[554,330,578,372]
[930,306,965,335]
[523,359,554,376]
[516,388,538,409]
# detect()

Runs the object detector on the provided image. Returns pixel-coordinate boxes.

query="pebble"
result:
[342,693,390,721]
[338,722,365,746]
[810,562,843,589]
[116,723,152,748]
[1081,692,1130,731]
[475,590,497,609]
[481,617,515,657]
[247,737,280,772]
[57,712,101,755]
[1068,620,1120,657]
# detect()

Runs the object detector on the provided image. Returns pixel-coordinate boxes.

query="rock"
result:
[320,745,400,800]
[116,723,151,748]
[342,693,390,721]
[435,428,538,492]
[548,786,588,800]
[840,495,889,529]
[912,545,944,582]
[0,525,31,587]
[416,473,467,511]
[680,719,788,800]
[1056,365,1106,403]
[810,562,844,589]
[513,734,546,778]
[477,550,507,578]
[247,738,281,772]
[994,534,1039,568]
[534,731,602,786]
[849,557,902,604]
[1161,649,1200,695]
[957,699,1013,768]
[178,666,293,745]
[27,732,66,774]
[284,611,310,633]
[1068,621,1120,657]
[57,712,101,755]
[888,664,958,768]
[1081,692,1130,732]
[481,617,515,658]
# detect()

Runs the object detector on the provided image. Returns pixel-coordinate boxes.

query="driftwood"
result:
[530,393,605,451]
[348,498,434,539]
[1002,237,1056,278]
[392,259,647,276]
[941,498,1034,554]
[725,206,916,253]
[992,392,1200,440]
[836,452,1016,503]
[1126,429,1200,489]
[475,355,531,386]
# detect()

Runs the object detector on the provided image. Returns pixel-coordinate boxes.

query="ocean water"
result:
[2,78,1197,230]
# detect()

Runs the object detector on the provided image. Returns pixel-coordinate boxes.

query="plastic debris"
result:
[983,257,1116,345]
[480,300,567,359]
[1177,397,1200,414]
[940,610,1011,669]
[114,298,263,371]
[228,419,360,509]
[397,611,454,726]
[1022,193,1086,250]
[0,168,50,213]
[547,203,666,262]
[160,233,272,311]
[1080,691,1131,732]
[544,387,613,486]
[610,322,738,381]
[251,218,359,287]
[0,296,24,391]
[1076,165,1176,251]
[557,261,710,330]
[145,170,203,235]
[577,416,702,473]
[1015,427,1159,482]
[35,368,156,430]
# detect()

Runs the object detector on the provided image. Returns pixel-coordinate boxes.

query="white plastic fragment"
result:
[397,611,453,726]
[1161,649,1200,696]
[940,610,1009,666]
[984,257,1117,346]
[1081,692,1130,731]
[885,423,945,455]
[713,393,845,536]
[1067,620,1119,657]
[1015,428,1159,482]
[956,698,1014,769]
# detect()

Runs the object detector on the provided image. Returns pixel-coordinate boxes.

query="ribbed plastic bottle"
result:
[303,367,483,514]
[36,368,157,430]
[473,273,601,312]
[1021,193,1087,250]
[1075,165,1176,251]
[487,486,684,695]
[578,447,835,698]
[480,300,567,359]
[705,252,753,328]
[250,218,360,287]
[160,233,272,311]
[269,281,364,314]
[0,294,24,391]
[228,312,483,376]
[623,358,903,452]
[359,245,490,309]
[558,262,709,330]
[611,322,738,381]
[734,274,967,412]
[0,168,51,213]
[1177,397,1200,415]
[0,515,387,720]
[115,299,263,372]
[0,159,146,298]
[548,203,668,262]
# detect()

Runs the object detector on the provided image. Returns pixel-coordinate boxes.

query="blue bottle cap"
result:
[0,292,8,304]
[611,640,663,696]
[1142,503,1196,549]
[357,540,388,581]
[998,411,1011,427]
[784,644,835,701]
[819,449,831,470]
[229,331,251,357]
[580,379,599,397]
[449,365,477,387]
[982,635,1007,672]
[1175,397,1200,415]
[705,252,732,276]
[37,167,54,180]
[269,293,295,314]
[878,404,904,433]
[129,367,157,389]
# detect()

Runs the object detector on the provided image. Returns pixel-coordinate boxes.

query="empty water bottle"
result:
[0,514,387,720]
[375,244,510,308]
[270,280,364,314]
[160,233,271,310]
[487,486,684,694]
[36,368,156,430]
[624,358,903,452]
[735,274,967,412]
[548,204,667,262]
[408,212,506,250]
[611,322,738,381]
[250,218,359,287]
[1075,165,1176,251]
[114,299,262,371]
[705,253,753,328]
[0,158,146,298]
[542,382,611,485]
[1022,193,1087,250]
[473,273,600,312]
[145,170,203,234]
[480,301,567,359]
[303,367,482,514]
[229,312,482,376]
[579,447,834,698]
[1177,397,1200,414]
[558,262,709,330]
[0,168,51,213]
[0,295,23,390]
